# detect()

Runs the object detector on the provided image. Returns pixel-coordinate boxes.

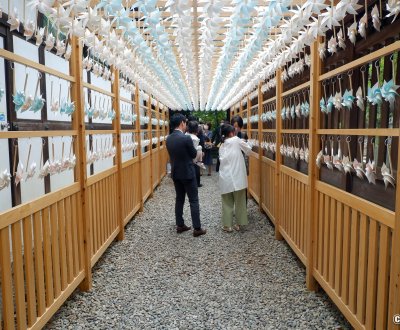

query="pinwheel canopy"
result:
[20,0,367,110]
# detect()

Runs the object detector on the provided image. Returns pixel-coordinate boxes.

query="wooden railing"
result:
[234,38,400,329]
[0,36,169,329]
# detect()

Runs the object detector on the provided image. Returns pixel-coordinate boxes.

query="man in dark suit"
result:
[166,113,206,237]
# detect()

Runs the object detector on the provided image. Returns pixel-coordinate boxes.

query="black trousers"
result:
[195,164,201,186]
[173,176,201,229]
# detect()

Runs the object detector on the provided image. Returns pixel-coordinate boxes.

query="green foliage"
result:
[173,110,228,130]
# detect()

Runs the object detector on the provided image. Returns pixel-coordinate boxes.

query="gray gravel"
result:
[45,173,350,330]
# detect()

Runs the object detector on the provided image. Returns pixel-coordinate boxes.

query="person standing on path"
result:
[218,124,252,232]
[166,113,207,237]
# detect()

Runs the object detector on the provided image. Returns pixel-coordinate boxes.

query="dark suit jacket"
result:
[166,129,197,181]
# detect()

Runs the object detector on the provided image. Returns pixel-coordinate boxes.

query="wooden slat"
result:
[349,209,359,313]
[23,216,37,327]
[33,211,46,316]
[356,214,368,324]
[329,197,336,287]
[87,166,118,186]
[281,81,310,97]
[0,227,15,329]
[50,204,61,298]
[280,165,308,185]
[86,129,117,135]
[0,48,76,82]
[57,200,68,291]
[42,207,54,307]
[317,192,324,272]
[76,192,85,272]
[323,194,330,278]
[0,130,78,139]
[65,197,74,283]
[316,128,398,136]
[334,202,343,296]
[341,205,351,304]
[365,219,379,329]
[71,195,80,277]
[83,81,114,97]
[375,225,391,330]
[12,220,27,329]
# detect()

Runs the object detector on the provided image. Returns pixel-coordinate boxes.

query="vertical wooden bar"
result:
[156,101,161,184]
[23,216,37,327]
[12,221,27,329]
[275,69,283,241]
[33,211,45,316]
[135,85,144,212]
[341,204,351,303]
[349,209,360,313]
[57,200,68,290]
[112,69,124,241]
[258,83,263,212]
[365,219,378,329]
[376,225,390,330]
[0,227,14,329]
[335,202,343,294]
[70,196,79,276]
[42,207,54,306]
[323,195,330,278]
[70,36,92,290]
[148,94,154,197]
[65,197,74,283]
[307,40,321,290]
[50,204,61,298]
[356,213,368,324]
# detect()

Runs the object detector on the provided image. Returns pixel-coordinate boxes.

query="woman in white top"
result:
[218,124,252,232]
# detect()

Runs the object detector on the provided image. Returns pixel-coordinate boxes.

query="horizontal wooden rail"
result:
[315,181,395,228]
[280,165,309,185]
[282,81,310,97]
[121,129,139,133]
[262,156,276,167]
[0,49,76,82]
[120,97,135,105]
[86,130,116,135]
[263,96,276,104]
[121,157,139,169]
[318,40,400,81]
[83,82,115,98]
[317,128,399,136]
[262,129,277,133]
[0,130,78,139]
[281,129,309,134]
[87,166,118,186]
[0,183,80,230]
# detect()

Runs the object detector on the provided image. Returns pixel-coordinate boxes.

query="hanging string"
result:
[25,141,32,170]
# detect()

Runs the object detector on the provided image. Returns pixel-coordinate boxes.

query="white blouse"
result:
[218,136,252,195]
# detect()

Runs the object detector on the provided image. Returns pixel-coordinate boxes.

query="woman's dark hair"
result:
[206,122,212,130]
[170,113,186,129]
[231,115,244,128]
[221,124,235,143]
[188,120,199,134]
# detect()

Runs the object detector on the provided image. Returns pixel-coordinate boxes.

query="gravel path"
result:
[46,173,350,330]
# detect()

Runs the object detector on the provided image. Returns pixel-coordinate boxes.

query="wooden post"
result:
[135,84,144,212]
[275,69,283,241]
[148,94,154,197]
[156,101,161,185]
[70,36,92,291]
[306,40,321,291]
[389,129,400,329]
[258,83,264,212]
[112,69,124,241]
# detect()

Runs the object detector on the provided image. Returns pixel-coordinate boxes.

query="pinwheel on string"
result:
[364,137,377,183]
[320,81,328,113]
[342,70,355,110]
[333,137,344,172]
[381,55,400,110]
[24,141,37,181]
[38,138,49,179]
[23,0,36,40]
[30,73,45,113]
[60,86,75,116]
[35,27,45,46]
[358,12,368,38]
[13,69,28,112]
[367,62,383,106]
[0,88,4,103]
[348,21,357,45]
[371,4,381,31]
[0,168,11,190]
[49,79,61,114]
[342,136,354,174]
[12,142,24,186]
[7,5,20,32]
[353,137,366,179]
[381,137,396,188]
[28,0,55,16]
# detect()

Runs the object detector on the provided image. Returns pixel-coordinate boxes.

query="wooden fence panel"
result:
[152,149,159,189]
[249,155,260,203]
[261,158,276,223]
[141,153,152,201]
[121,158,142,226]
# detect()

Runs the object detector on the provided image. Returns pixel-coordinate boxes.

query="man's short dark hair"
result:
[188,120,199,134]
[231,115,244,128]
[170,113,186,129]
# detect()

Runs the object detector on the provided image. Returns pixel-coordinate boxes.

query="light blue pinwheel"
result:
[281,107,286,120]
[0,88,4,102]
[63,101,76,116]
[327,95,334,113]
[342,89,355,110]
[320,97,327,113]
[13,91,25,112]
[381,79,400,110]
[30,95,45,113]
[290,105,295,119]
[301,101,310,117]
[96,0,123,17]
[367,82,383,106]
[108,109,116,120]
[85,103,94,118]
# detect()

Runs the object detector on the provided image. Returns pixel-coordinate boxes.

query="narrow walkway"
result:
[46,174,349,329]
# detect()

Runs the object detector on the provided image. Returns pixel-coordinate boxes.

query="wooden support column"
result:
[70,36,92,291]
[258,83,264,212]
[389,128,400,329]
[135,84,144,212]
[148,94,154,197]
[156,101,161,185]
[306,40,321,291]
[275,70,283,241]
[112,69,124,241]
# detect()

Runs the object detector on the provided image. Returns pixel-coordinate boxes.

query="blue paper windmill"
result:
[342,89,355,110]
[381,79,400,110]
[30,95,45,113]
[367,82,383,106]
[13,91,25,112]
